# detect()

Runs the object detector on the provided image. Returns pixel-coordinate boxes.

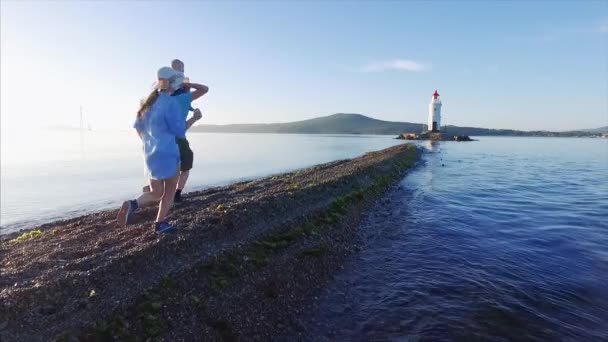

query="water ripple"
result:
[295,138,608,341]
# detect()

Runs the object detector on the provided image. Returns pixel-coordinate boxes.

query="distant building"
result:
[428,90,442,132]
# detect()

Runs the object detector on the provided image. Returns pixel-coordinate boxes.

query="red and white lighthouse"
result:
[428,90,442,132]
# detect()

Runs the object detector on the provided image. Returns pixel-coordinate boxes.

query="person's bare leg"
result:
[177,170,190,191]
[117,179,163,227]
[137,179,163,206]
[142,162,151,192]
[156,174,179,222]
[174,170,190,203]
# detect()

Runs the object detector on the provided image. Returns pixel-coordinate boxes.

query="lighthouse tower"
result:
[428,90,442,132]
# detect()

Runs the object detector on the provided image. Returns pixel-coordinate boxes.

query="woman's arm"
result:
[133,119,145,140]
[182,82,209,101]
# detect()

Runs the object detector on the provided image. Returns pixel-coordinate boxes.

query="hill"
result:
[581,126,608,134]
[191,113,599,137]
[192,113,422,135]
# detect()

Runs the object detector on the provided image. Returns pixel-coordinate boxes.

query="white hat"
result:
[157,66,177,80]
[171,70,186,90]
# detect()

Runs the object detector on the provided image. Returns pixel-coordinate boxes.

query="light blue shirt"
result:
[134,92,186,180]
[171,92,193,139]
[173,92,193,114]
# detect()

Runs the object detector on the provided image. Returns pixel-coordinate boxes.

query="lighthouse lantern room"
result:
[428,90,442,132]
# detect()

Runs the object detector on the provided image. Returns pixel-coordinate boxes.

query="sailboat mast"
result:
[79,106,85,154]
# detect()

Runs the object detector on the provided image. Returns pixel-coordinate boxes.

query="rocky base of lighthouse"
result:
[395,132,475,141]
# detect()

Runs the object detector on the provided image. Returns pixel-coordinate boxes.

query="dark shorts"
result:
[176,137,193,171]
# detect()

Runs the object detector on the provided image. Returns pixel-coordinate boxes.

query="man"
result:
[169,59,208,202]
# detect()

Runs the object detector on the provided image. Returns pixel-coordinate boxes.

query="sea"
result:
[2,130,607,340]
[293,136,608,341]
[0,129,404,233]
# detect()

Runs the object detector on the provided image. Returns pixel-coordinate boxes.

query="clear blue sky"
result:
[1,1,607,132]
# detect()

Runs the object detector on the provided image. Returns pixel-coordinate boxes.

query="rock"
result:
[396,133,419,140]
[76,299,87,310]
[39,305,56,315]
[453,135,473,141]
[294,318,306,332]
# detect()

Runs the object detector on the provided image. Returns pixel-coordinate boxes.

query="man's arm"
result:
[186,108,203,130]
[182,82,209,101]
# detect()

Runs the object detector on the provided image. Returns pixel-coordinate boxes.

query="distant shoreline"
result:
[189,113,607,137]
[190,127,605,138]
[187,130,607,138]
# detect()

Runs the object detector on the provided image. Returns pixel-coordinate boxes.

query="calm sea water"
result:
[295,137,608,341]
[3,132,607,339]
[0,130,403,234]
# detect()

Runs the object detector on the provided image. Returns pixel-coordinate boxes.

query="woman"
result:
[117,67,186,233]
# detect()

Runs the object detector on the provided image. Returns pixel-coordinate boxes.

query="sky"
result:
[1,1,607,133]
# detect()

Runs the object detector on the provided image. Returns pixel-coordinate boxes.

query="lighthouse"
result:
[428,90,442,132]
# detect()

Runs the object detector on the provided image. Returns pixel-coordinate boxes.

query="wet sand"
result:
[0,143,418,341]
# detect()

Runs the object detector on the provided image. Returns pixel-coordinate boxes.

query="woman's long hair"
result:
[137,89,160,119]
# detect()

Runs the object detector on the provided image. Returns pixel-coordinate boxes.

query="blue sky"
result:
[1,1,607,132]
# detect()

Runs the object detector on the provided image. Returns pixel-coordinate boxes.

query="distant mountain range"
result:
[191,113,606,137]
[581,126,608,134]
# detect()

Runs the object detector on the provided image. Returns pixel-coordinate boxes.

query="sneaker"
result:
[154,221,175,233]
[174,189,182,203]
[117,200,137,227]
